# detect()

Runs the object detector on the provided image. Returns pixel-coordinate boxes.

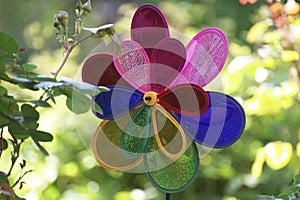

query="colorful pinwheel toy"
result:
[81,4,246,194]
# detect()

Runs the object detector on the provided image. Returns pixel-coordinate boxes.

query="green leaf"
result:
[31,136,49,156]
[0,70,10,81]
[31,74,57,82]
[13,195,26,200]
[11,77,33,83]
[0,138,8,151]
[60,76,109,96]
[21,104,39,120]
[9,77,37,91]
[8,124,29,140]
[255,195,277,200]
[33,81,64,89]
[66,97,90,114]
[83,24,114,34]
[0,85,8,95]
[0,171,9,184]
[0,32,19,54]
[31,130,53,142]
[276,193,289,199]
[65,87,103,115]
[47,90,56,104]
[21,104,39,129]
[293,174,300,185]
[29,100,51,108]
[22,63,37,71]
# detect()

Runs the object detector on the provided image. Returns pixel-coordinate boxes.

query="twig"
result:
[11,169,33,188]
[51,33,93,79]
[0,128,4,157]
[7,141,22,177]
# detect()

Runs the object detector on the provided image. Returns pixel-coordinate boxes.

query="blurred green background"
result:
[1,0,300,199]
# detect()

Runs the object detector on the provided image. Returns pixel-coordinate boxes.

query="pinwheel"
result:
[81,4,246,194]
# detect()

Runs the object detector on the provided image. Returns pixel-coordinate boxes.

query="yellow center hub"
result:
[143,91,157,106]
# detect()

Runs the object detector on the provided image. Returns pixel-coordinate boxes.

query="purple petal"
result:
[150,38,186,92]
[93,85,144,120]
[171,92,246,148]
[131,4,170,57]
[171,28,228,87]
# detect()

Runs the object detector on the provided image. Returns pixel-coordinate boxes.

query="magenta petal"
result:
[113,40,150,93]
[131,4,170,57]
[171,28,228,87]
[150,38,186,92]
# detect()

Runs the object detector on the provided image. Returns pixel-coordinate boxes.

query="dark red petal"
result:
[131,4,170,57]
[150,38,186,93]
[157,84,209,116]
[82,54,130,87]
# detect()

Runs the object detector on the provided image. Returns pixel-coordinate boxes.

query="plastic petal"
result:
[172,92,246,148]
[113,40,150,93]
[150,105,188,159]
[150,38,186,92]
[157,84,209,116]
[93,85,144,120]
[92,118,143,172]
[82,54,130,87]
[171,28,228,87]
[145,140,199,193]
[121,105,151,158]
[131,4,170,57]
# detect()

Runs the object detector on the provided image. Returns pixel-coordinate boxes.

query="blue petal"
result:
[171,91,246,148]
[93,85,144,120]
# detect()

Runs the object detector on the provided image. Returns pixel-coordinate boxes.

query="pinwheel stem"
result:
[166,193,170,200]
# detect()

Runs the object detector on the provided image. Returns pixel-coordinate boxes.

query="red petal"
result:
[157,84,209,116]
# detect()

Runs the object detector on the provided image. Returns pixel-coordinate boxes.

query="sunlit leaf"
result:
[29,100,51,108]
[22,63,37,71]
[247,20,270,43]
[83,24,114,34]
[251,148,265,178]
[281,50,299,62]
[60,76,109,96]
[0,32,19,53]
[264,141,293,170]
[33,81,64,89]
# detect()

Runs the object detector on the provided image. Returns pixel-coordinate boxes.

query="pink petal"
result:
[113,40,150,93]
[171,28,228,87]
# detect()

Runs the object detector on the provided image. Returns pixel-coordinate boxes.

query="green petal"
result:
[121,105,151,158]
[145,140,199,193]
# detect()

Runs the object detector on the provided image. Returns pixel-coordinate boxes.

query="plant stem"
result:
[7,141,22,177]
[52,33,93,79]
[0,128,3,157]
[11,169,33,188]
